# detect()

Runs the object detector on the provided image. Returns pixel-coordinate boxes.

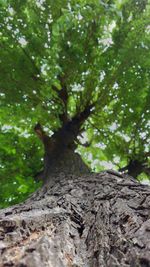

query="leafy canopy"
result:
[0,0,150,207]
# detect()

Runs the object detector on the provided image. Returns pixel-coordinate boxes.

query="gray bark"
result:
[0,171,150,267]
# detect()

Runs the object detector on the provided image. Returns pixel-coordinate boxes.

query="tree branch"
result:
[52,75,69,124]
[119,155,150,178]
[34,123,53,153]
[34,123,46,140]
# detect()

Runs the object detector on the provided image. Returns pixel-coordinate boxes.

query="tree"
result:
[0,0,150,206]
[0,0,150,265]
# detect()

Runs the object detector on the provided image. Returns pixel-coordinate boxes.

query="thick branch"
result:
[34,123,56,157]
[52,75,69,124]
[34,122,45,140]
[119,157,150,178]
[57,103,94,146]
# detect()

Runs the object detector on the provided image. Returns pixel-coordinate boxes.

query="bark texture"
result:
[0,171,150,267]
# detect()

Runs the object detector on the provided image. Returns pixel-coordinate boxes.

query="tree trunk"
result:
[0,171,150,267]
[1,111,150,266]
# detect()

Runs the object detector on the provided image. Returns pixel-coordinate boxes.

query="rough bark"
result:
[0,171,150,267]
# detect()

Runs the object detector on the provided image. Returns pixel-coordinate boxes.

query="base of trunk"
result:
[0,172,150,267]
[42,149,90,181]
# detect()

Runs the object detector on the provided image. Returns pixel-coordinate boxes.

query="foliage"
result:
[0,0,150,207]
